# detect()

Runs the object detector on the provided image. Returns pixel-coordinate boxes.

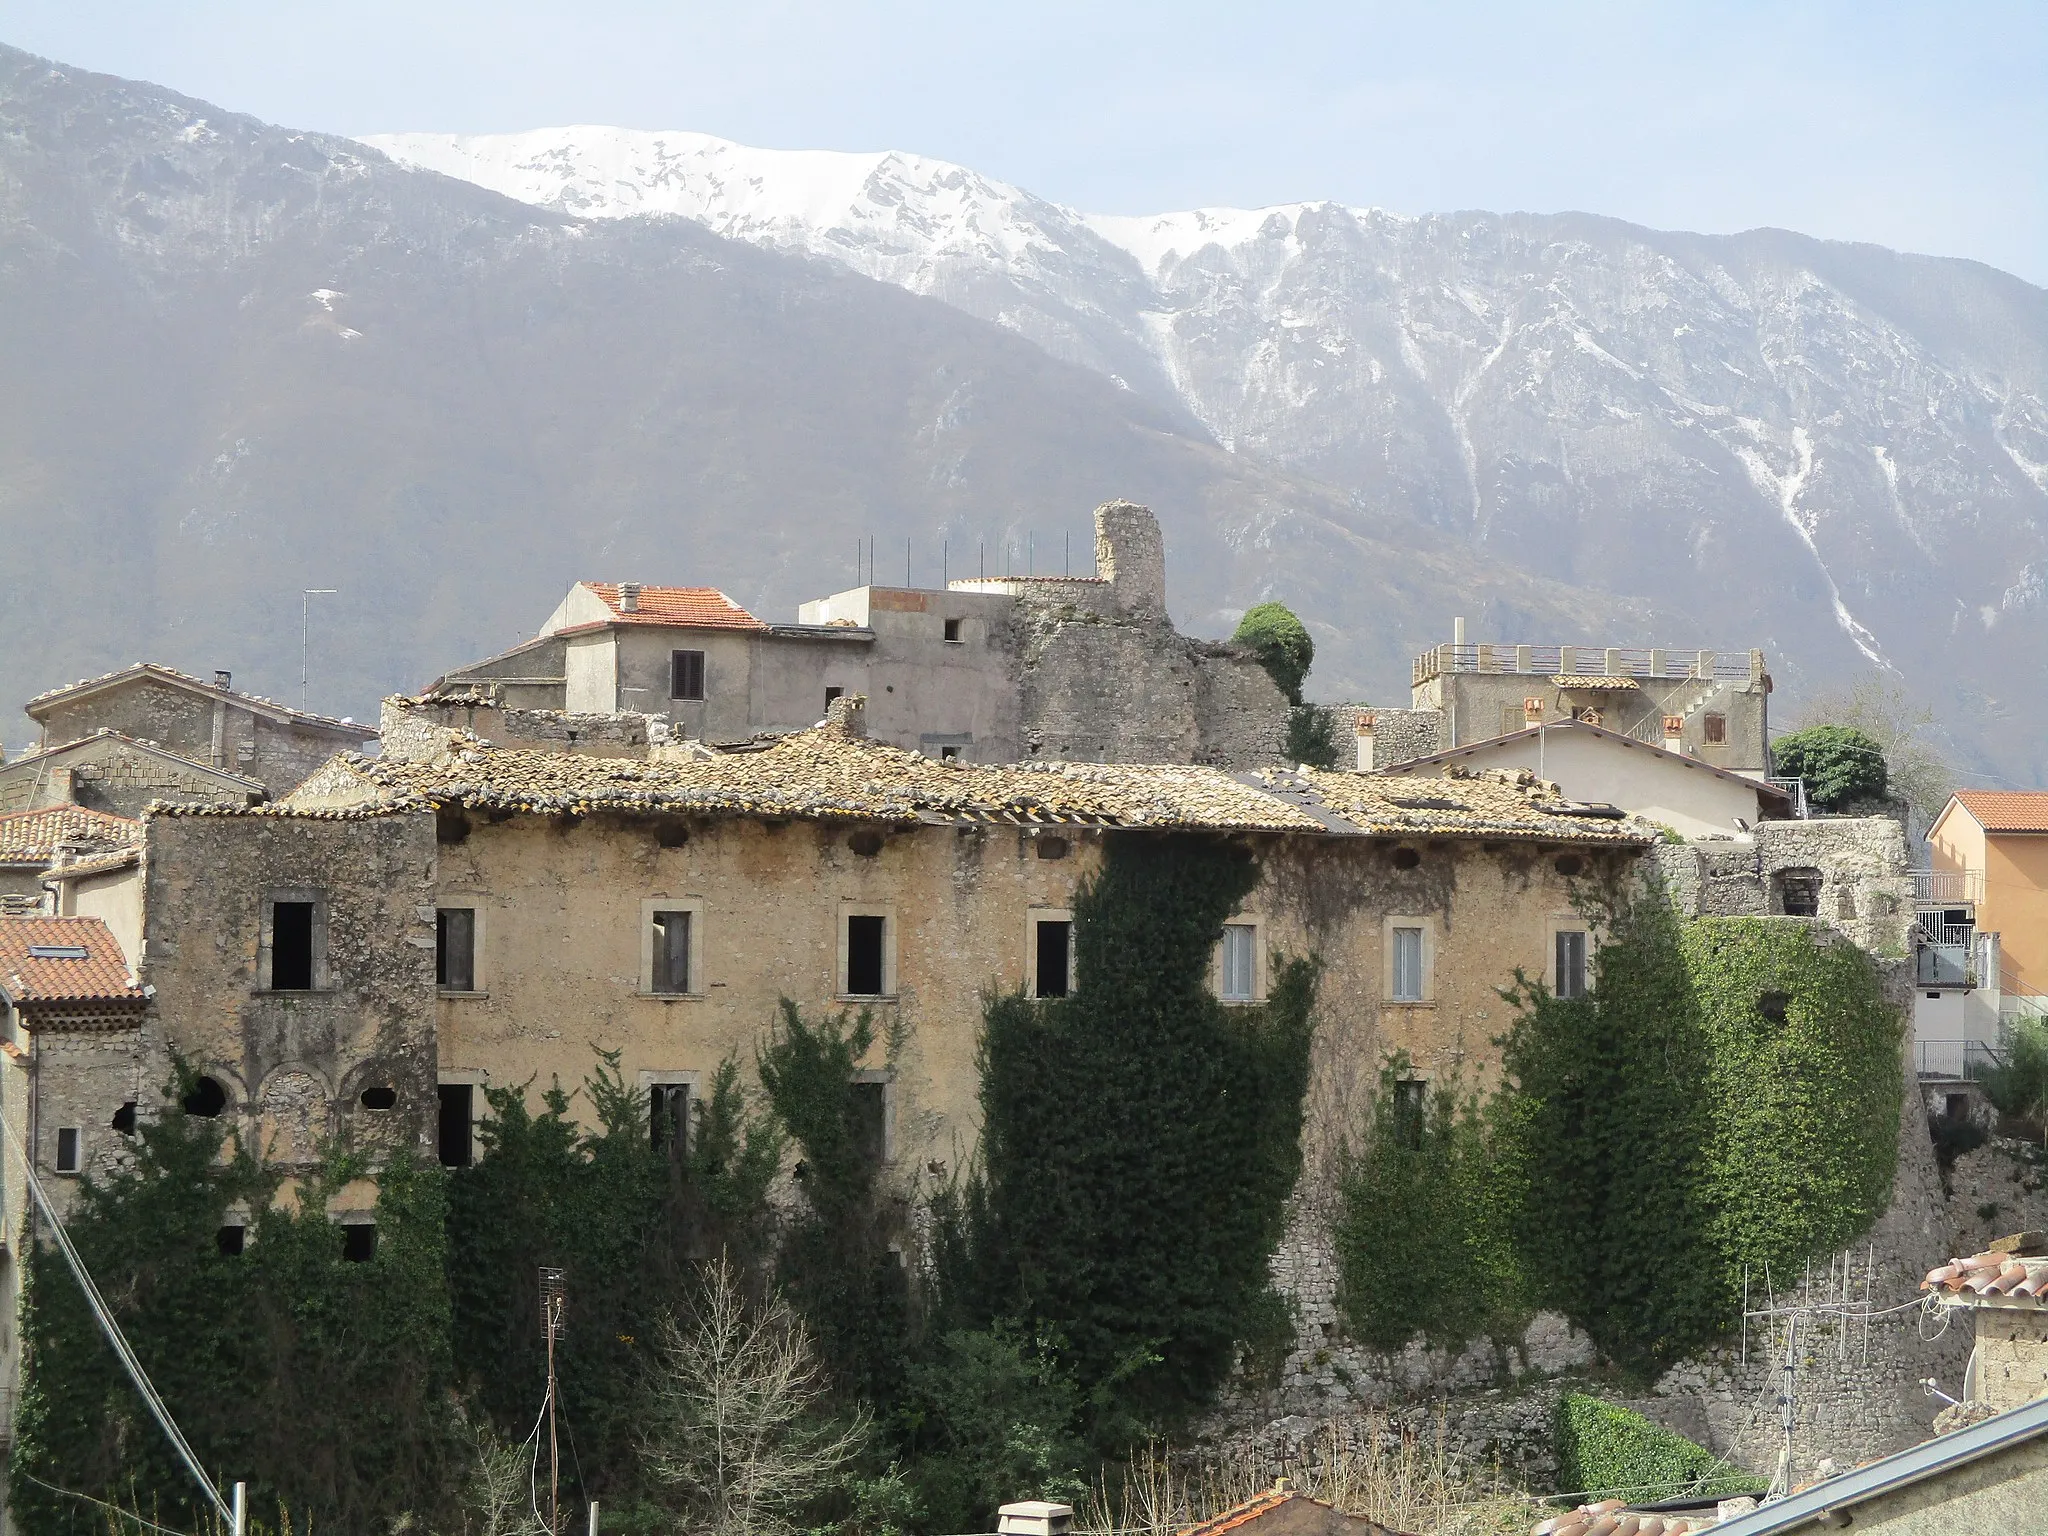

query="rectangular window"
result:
[1220,923,1257,1001]
[852,1080,887,1165]
[940,745,960,761]
[650,1082,690,1154]
[437,1084,474,1168]
[217,1225,246,1257]
[437,908,476,991]
[1392,926,1424,1001]
[671,649,706,701]
[846,914,886,996]
[943,618,963,642]
[1703,712,1727,745]
[1500,703,1525,737]
[341,1224,377,1263]
[1392,1080,1427,1149]
[651,910,692,995]
[824,685,844,711]
[55,1127,82,1174]
[1556,930,1588,1000]
[1034,919,1072,998]
[272,901,314,990]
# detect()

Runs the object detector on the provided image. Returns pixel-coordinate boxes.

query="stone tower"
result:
[1093,500,1167,621]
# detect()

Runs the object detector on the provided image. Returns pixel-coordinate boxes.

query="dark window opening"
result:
[360,1084,398,1111]
[272,900,315,990]
[436,807,471,845]
[851,1080,887,1166]
[217,1225,246,1258]
[340,1224,377,1263]
[1036,836,1069,860]
[1944,1093,1970,1122]
[1555,931,1588,1000]
[1776,870,1823,918]
[847,830,885,857]
[111,1101,138,1135]
[824,686,845,711]
[943,618,963,642]
[1757,991,1791,1025]
[671,649,706,701]
[1703,712,1728,745]
[1035,920,1072,998]
[182,1076,228,1118]
[1392,1081,1426,1150]
[55,1127,82,1174]
[1554,854,1585,878]
[657,821,690,849]
[437,1084,473,1168]
[437,907,476,991]
[651,911,692,994]
[846,915,886,996]
[1928,991,1943,1000]
[651,1083,690,1154]
[940,745,960,761]
[1392,847,1421,870]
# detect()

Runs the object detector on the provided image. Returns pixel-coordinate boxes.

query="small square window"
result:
[650,1082,690,1153]
[1034,919,1072,999]
[1555,930,1588,1000]
[671,649,706,701]
[940,745,960,761]
[1500,704,1525,737]
[825,686,844,711]
[340,1223,377,1263]
[1703,712,1727,745]
[1220,923,1257,1001]
[846,914,886,996]
[438,1084,474,1168]
[217,1225,246,1257]
[943,618,963,642]
[651,910,692,994]
[55,1127,82,1174]
[1392,926,1424,1001]
[272,900,315,990]
[437,908,475,991]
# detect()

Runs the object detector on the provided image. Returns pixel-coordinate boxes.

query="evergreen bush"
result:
[1771,726,1888,810]
[1285,705,1340,769]
[1554,1393,1762,1502]
[1982,1018,2048,1128]
[1232,604,1315,704]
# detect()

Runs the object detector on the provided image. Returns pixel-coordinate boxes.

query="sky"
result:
[6,1,2046,285]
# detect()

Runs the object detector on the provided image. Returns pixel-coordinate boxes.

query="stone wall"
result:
[1650,816,1913,956]
[0,732,263,816]
[1335,706,1447,769]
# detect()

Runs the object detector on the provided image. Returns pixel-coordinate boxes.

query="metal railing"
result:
[1765,777,1811,818]
[1917,1041,2006,1081]
[1412,643,1760,686]
[1913,869,1984,905]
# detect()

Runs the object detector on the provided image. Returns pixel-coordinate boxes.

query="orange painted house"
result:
[1929,791,2048,1006]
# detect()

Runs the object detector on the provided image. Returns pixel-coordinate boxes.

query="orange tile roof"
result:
[0,805,138,866]
[0,916,141,1005]
[1953,790,2048,833]
[1922,1233,2048,1304]
[577,584,768,631]
[1530,1499,1718,1535]
[1179,1489,1413,1536]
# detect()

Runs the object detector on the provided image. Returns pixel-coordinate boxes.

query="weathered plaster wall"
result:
[35,679,362,797]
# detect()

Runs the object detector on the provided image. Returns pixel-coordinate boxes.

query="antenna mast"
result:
[541,1266,566,1535]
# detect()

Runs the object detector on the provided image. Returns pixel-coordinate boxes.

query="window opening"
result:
[847,830,885,857]
[1703,712,1727,745]
[182,1076,228,1118]
[651,910,692,994]
[340,1224,377,1263]
[1392,1080,1426,1149]
[360,1085,398,1111]
[824,686,845,711]
[940,745,960,761]
[1392,926,1424,1001]
[217,1225,246,1258]
[437,907,476,991]
[111,1101,138,1135]
[943,618,963,642]
[1758,991,1791,1025]
[852,1080,887,1166]
[1035,920,1072,998]
[846,915,886,996]
[437,1084,474,1168]
[1220,923,1257,1001]
[1035,836,1069,860]
[650,1083,690,1154]
[1554,854,1585,878]
[1392,847,1421,870]
[1500,704,1526,736]
[55,1127,82,1174]
[272,900,314,990]
[1776,870,1823,918]
[671,649,706,701]
[1555,930,1588,1000]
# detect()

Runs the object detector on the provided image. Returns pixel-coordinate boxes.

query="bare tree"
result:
[643,1256,869,1536]
[1791,673,1957,837]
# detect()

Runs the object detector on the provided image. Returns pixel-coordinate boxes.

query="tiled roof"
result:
[1551,676,1642,690]
[0,916,141,1005]
[1296,764,1654,844]
[1922,1235,2048,1303]
[42,846,141,881]
[0,806,138,866]
[1179,1489,1410,1536]
[24,663,371,736]
[573,584,768,631]
[1532,1500,1717,1535]
[1952,790,2048,833]
[1383,721,1791,804]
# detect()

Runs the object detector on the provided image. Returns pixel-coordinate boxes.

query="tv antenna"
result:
[300,588,337,710]
[541,1266,566,1535]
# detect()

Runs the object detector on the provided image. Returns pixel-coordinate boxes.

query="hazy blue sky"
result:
[9,1,2045,284]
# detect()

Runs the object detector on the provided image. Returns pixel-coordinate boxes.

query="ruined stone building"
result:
[425,500,1291,768]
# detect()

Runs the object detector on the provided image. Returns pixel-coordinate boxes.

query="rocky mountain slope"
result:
[0,43,1655,748]
[372,128,2048,783]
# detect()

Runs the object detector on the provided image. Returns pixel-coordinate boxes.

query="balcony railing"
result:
[1913,869,1984,906]
[1918,1040,2006,1081]
[1412,643,1760,687]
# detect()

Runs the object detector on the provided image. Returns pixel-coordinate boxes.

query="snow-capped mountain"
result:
[371,127,2048,779]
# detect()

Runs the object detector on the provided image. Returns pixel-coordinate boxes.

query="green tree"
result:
[1284,705,1340,769]
[1232,603,1315,704]
[1982,1018,2048,1126]
[1771,724,1889,810]
[1790,675,1955,830]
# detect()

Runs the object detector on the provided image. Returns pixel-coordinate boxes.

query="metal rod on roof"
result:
[1029,533,1035,577]
[943,540,948,587]
[907,536,912,588]
[301,588,337,711]
[980,540,985,579]
[1066,530,1071,577]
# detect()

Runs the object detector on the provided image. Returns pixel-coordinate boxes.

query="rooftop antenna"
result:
[541,1266,567,1534]
[1065,530,1071,577]
[943,539,948,587]
[301,588,337,711]
[1029,533,1035,577]
[906,535,912,588]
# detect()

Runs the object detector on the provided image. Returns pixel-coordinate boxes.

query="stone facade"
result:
[0,731,267,817]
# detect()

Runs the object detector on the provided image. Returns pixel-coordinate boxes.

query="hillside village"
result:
[4,499,2048,1535]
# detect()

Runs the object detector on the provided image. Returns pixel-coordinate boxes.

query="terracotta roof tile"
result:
[1530,1499,1718,1535]
[1922,1234,2048,1304]
[1550,676,1642,690]
[1953,790,2048,833]
[576,584,769,631]
[0,806,138,866]
[1179,1489,1413,1536]
[0,916,141,1005]
[1296,764,1654,844]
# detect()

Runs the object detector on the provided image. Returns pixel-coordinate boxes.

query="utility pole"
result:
[541,1267,566,1535]
[300,588,337,710]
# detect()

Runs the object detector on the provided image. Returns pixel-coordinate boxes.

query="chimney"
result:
[1663,714,1685,752]
[1452,615,1467,645]
[1353,710,1376,772]
[1523,697,1544,727]
[825,692,868,739]
[998,1504,1073,1536]
[214,670,232,690]
[618,582,642,614]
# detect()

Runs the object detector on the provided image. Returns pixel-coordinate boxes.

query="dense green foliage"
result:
[13,1086,459,1534]
[945,834,1319,1431]
[1284,704,1340,769]
[1232,603,1315,704]
[1982,1017,2048,1127]
[1554,1393,1763,1502]
[1502,901,1903,1372]
[1334,1056,1526,1349]
[1771,725,1888,810]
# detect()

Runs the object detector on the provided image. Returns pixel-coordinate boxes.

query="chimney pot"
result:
[998,1504,1073,1536]
[825,692,868,739]
[1663,714,1685,751]
[214,670,232,690]
[1523,697,1544,726]
[1453,615,1467,645]
[618,583,642,613]
[1353,711,1376,772]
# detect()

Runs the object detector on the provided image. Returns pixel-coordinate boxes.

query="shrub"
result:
[1982,1018,2048,1127]
[1554,1393,1762,1502]
[1285,705,1340,769]
[1232,603,1315,704]
[1771,725,1888,810]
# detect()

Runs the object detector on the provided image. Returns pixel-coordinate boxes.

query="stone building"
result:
[1921,1236,2048,1413]
[427,501,1291,768]
[0,729,268,817]
[0,805,136,908]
